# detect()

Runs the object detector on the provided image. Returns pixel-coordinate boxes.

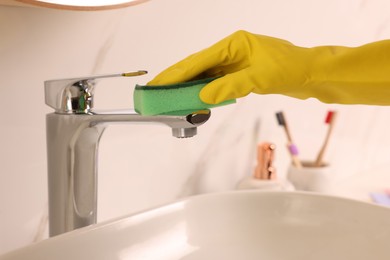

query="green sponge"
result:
[133,77,236,116]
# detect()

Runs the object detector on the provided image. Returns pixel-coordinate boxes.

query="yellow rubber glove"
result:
[148,30,390,105]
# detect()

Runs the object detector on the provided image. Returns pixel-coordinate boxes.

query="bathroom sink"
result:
[2,191,390,260]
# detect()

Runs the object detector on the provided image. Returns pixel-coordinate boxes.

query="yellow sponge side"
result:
[133,78,236,116]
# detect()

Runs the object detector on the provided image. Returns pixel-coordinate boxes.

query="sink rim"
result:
[2,190,390,259]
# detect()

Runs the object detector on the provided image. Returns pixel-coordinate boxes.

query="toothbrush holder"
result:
[287,161,334,193]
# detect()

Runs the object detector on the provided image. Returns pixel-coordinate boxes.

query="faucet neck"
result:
[46,114,104,236]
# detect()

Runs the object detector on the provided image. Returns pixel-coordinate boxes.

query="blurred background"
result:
[1,0,390,254]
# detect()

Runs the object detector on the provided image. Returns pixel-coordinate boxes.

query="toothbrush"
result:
[276,111,293,141]
[314,110,337,166]
[287,142,302,169]
[275,111,302,168]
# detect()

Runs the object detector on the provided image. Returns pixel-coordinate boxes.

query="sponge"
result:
[133,77,236,116]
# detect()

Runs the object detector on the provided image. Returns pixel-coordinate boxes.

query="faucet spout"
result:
[46,109,210,236]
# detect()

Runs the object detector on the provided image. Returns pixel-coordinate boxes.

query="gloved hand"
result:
[148,30,390,105]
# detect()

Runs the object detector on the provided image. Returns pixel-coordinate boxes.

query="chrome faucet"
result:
[44,71,210,237]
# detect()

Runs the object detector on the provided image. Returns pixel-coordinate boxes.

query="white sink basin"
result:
[2,191,390,260]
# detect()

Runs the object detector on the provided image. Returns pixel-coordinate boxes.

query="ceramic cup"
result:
[287,161,334,193]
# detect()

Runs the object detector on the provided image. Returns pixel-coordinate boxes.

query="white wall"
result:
[1,0,390,254]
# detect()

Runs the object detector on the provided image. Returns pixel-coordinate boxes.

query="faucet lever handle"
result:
[44,70,148,114]
[80,71,148,81]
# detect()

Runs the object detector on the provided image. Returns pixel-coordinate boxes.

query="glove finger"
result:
[148,51,212,85]
[199,69,254,104]
[148,30,252,85]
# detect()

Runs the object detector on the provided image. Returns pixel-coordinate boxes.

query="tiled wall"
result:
[1,0,390,254]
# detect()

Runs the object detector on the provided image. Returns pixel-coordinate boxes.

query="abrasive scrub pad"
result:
[133,78,236,116]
